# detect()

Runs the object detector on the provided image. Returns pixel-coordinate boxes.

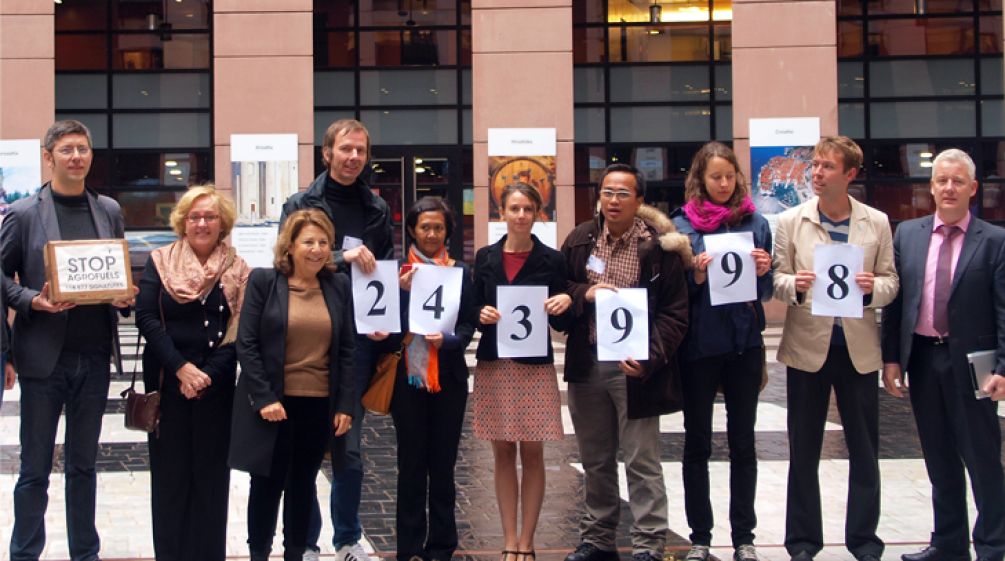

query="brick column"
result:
[0,0,55,182]
[471,0,574,249]
[212,0,314,196]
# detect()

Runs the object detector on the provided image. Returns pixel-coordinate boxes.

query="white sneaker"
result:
[337,542,373,561]
[303,549,321,561]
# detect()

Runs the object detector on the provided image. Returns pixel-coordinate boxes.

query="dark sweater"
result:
[52,191,111,352]
[323,175,366,250]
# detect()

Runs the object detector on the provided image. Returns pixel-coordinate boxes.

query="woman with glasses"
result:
[472,183,570,561]
[670,142,773,561]
[135,185,251,561]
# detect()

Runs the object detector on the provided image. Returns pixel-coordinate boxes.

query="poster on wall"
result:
[487,128,558,248]
[749,118,820,228]
[0,139,42,216]
[230,134,298,267]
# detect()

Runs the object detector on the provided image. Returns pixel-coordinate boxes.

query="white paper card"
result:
[342,236,363,250]
[595,288,649,362]
[496,286,549,359]
[408,264,463,335]
[704,232,757,306]
[812,243,864,318]
[351,260,401,334]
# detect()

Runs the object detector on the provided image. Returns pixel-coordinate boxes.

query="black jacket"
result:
[280,172,395,272]
[229,268,356,476]
[561,205,691,419]
[381,260,477,383]
[473,234,571,364]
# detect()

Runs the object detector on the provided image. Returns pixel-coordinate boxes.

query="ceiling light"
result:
[920,152,933,158]
[164,160,178,167]
[920,161,933,168]
[649,2,662,23]
[169,169,182,175]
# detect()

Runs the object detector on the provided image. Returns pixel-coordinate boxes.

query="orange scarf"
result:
[404,245,454,393]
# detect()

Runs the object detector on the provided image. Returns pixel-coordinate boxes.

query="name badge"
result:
[587,255,606,275]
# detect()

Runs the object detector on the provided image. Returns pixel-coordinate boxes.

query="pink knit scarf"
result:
[683,196,756,233]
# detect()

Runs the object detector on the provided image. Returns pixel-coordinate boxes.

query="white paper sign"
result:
[408,264,463,335]
[52,243,130,293]
[704,232,757,306]
[496,286,548,358]
[230,225,279,269]
[352,260,401,334]
[595,288,649,362]
[812,244,864,318]
[0,139,42,204]
[342,236,364,250]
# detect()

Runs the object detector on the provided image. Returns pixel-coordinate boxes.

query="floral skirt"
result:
[472,359,563,442]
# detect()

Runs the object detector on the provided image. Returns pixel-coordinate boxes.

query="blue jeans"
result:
[307,336,373,549]
[10,350,110,561]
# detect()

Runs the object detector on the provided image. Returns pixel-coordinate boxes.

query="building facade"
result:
[1,0,1003,262]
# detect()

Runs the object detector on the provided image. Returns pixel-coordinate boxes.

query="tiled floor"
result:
[1,322,1002,561]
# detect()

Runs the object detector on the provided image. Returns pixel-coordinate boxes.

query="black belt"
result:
[914,334,950,346]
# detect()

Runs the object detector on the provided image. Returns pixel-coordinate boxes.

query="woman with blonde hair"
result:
[229,209,355,561]
[136,184,250,561]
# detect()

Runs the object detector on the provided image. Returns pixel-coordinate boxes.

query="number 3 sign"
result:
[409,264,464,335]
[351,260,402,334]
[595,288,649,362]
[811,243,864,319]
[496,286,549,358]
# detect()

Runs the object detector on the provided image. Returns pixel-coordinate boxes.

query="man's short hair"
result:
[44,120,93,152]
[931,148,976,182]
[813,136,863,173]
[599,163,646,198]
[321,119,370,156]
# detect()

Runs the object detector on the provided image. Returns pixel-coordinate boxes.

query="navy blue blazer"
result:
[881,214,1005,396]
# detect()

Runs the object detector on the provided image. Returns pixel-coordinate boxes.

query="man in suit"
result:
[2,120,135,561]
[882,148,1005,561]
[773,136,899,561]
[1,273,17,407]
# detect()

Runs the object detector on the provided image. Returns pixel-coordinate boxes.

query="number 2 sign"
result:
[811,243,864,319]
[351,260,401,334]
[595,288,649,362]
[408,264,464,335]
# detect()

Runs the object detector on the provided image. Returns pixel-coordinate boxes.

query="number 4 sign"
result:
[408,264,464,335]
[351,260,401,334]
[497,286,548,358]
[811,243,864,319]
[595,288,649,362]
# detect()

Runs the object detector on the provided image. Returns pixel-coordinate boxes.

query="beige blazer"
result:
[773,196,899,374]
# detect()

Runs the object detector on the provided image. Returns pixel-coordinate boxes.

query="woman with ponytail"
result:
[670,141,774,561]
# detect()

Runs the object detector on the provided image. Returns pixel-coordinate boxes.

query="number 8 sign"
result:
[811,243,864,319]
[595,288,649,362]
[409,264,464,335]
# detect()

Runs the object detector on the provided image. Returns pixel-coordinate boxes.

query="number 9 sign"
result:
[594,287,649,361]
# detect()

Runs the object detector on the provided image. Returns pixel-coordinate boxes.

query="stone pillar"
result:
[212,0,314,197]
[0,0,55,182]
[471,0,575,249]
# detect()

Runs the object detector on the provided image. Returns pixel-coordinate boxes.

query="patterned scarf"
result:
[404,244,454,393]
[683,196,757,233]
[150,239,251,345]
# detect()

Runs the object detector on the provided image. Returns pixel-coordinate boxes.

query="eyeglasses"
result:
[599,189,635,201]
[186,214,220,224]
[54,146,91,157]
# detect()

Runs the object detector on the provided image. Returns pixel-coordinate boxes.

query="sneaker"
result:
[686,546,711,561]
[633,552,663,561]
[734,545,759,561]
[303,548,320,561]
[338,542,373,561]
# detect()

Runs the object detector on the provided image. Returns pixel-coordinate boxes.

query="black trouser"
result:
[681,348,762,547]
[149,387,233,561]
[785,345,884,559]
[248,396,329,561]
[390,368,468,561]
[908,337,1005,560]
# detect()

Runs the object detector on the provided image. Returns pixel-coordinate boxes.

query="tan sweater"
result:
[283,285,331,397]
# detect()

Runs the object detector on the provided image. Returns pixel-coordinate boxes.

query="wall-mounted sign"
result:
[0,139,42,215]
[231,134,298,224]
[487,128,558,248]
[44,239,134,304]
[749,117,820,222]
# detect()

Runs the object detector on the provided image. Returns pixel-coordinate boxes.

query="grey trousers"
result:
[567,361,669,555]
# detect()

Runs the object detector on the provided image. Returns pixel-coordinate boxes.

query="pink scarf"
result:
[683,196,757,233]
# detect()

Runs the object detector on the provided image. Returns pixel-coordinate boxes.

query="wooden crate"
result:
[43,239,134,304]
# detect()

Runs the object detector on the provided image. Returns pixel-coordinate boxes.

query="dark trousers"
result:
[149,387,233,561]
[11,349,110,561]
[248,396,329,560]
[908,339,1005,560]
[785,345,883,559]
[681,348,762,547]
[390,366,468,561]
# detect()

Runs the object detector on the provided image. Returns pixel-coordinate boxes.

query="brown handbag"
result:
[361,334,412,415]
[122,285,169,433]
